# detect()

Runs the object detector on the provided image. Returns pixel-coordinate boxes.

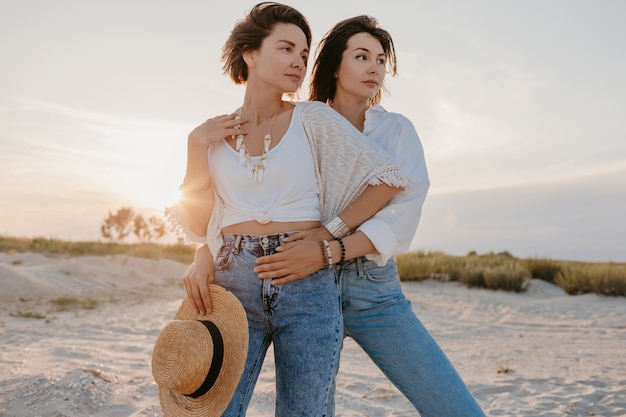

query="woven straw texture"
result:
[152,285,248,417]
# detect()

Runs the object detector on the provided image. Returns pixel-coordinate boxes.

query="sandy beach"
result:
[1,252,625,417]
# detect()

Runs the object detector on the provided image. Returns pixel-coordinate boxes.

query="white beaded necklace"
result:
[234,111,278,183]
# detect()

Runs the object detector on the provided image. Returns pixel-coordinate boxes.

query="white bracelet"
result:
[322,240,333,267]
[323,216,350,239]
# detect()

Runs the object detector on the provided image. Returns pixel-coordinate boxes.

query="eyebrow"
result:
[277,39,309,54]
[352,47,385,57]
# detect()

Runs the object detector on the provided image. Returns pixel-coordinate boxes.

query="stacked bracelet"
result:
[337,237,346,263]
[323,240,333,268]
[323,216,350,239]
[319,241,329,269]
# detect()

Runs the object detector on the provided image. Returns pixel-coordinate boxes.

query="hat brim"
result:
[156,285,248,417]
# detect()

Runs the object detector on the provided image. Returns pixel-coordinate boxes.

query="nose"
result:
[293,55,306,69]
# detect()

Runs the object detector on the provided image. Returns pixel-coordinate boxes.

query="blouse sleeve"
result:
[357,116,429,265]
[164,203,207,246]
[298,102,411,221]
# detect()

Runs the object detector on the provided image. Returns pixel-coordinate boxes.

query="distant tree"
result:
[133,213,167,242]
[101,207,167,243]
[148,215,167,240]
[101,207,135,242]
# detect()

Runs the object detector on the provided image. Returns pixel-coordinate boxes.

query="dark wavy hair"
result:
[309,15,397,106]
[221,2,312,85]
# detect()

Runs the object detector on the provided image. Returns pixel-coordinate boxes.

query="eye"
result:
[356,54,366,61]
[377,58,386,65]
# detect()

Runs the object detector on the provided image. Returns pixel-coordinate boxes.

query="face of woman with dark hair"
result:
[244,22,309,94]
[335,32,386,103]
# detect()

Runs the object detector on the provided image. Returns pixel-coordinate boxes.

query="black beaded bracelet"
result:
[337,237,346,263]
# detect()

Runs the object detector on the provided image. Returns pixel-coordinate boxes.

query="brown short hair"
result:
[309,15,397,106]
[221,2,312,84]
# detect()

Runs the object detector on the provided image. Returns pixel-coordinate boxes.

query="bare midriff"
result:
[221,220,321,236]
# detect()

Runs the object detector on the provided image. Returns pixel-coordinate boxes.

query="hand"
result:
[254,240,325,285]
[188,113,248,149]
[182,245,215,315]
[281,226,333,243]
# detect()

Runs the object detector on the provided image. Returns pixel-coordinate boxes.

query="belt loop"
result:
[356,256,364,278]
[233,235,242,255]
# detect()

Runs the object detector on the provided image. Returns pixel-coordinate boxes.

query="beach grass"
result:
[0,235,195,263]
[2,235,625,296]
[51,296,101,312]
[396,251,626,296]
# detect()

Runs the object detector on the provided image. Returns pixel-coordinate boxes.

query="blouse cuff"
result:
[357,219,398,266]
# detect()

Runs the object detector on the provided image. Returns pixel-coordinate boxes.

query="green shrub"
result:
[52,297,100,312]
[588,264,626,296]
[523,258,562,283]
[0,235,194,263]
[555,266,593,295]
[483,263,530,292]
[459,268,486,288]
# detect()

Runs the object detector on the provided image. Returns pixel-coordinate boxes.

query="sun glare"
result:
[103,124,190,213]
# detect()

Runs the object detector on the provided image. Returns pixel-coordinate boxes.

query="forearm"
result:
[182,134,211,191]
[180,191,214,237]
[325,183,400,238]
[179,135,213,236]
[325,231,375,266]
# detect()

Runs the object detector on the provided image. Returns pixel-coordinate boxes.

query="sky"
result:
[1,0,625,262]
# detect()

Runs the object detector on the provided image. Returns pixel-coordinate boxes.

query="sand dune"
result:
[1,252,625,416]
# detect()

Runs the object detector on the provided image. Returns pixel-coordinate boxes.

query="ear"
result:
[242,49,257,68]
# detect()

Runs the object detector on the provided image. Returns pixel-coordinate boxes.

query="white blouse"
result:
[357,105,430,265]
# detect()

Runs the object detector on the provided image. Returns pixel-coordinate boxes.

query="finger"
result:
[227,127,248,137]
[255,252,285,265]
[271,273,303,285]
[283,232,306,242]
[254,259,287,272]
[190,285,206,316]
[257,267,291,279]
[182,278,198,311]
[199,282,213,315]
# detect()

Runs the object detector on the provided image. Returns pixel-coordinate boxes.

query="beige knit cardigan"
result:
[168,101,410,260]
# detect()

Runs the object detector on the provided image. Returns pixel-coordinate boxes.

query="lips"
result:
[286,73,302,83]
[363,80,379,88]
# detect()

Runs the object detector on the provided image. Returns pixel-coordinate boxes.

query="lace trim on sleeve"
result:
[367,165,411,188]
[164,205,206,245]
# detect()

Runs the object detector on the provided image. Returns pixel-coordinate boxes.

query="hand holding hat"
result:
[152,285,248,417]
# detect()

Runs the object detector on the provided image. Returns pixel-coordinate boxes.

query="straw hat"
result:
[152,285,248,417]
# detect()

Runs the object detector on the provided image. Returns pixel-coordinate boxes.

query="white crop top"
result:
[207,105,321,227]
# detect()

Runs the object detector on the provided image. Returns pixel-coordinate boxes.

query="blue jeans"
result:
[334,257,485,417]
[215,233,342,417]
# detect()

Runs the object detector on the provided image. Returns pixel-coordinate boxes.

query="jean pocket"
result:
[214,245,235,272]
[363,261,399,283]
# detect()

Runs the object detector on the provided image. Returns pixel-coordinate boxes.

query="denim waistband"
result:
[222,232,298,253]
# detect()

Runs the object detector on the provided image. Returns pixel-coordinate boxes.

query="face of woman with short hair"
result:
[244,23,309,95]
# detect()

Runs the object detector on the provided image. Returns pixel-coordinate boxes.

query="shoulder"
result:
[364,105,418,139]
[366,105,415,128]
[296,101,357,131]
[295,100,327,113]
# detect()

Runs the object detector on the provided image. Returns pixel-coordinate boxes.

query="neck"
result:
[330,95,369,132]
[241,82,285,124]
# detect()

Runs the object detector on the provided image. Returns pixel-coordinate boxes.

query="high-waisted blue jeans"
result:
[333,256,485,417]
[215,233,342,417]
